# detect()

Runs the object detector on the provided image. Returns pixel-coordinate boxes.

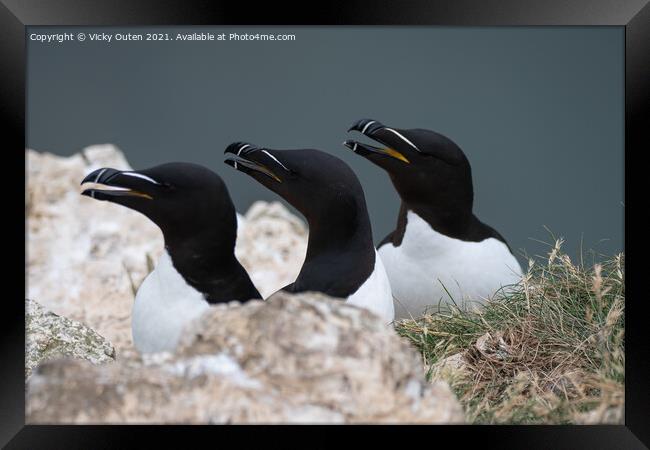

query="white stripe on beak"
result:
[122,172,161,185]
[383,128,421,152]
[94,168,107,183]
[361,120,376,134]
[261,150,290,172]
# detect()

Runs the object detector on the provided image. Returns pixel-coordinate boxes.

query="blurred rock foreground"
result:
[28,292,464,424]
[25,146,464,424]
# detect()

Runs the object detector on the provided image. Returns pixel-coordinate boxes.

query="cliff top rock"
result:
[26,298,115,379]
[27,292,464,424]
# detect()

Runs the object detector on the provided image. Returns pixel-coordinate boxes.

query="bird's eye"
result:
[161,182,174,190]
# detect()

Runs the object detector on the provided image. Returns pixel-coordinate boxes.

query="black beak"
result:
[344,118,411,164]
[80,168,157,201]
[348,118,386,135]
[224,142,283,183]
[81,167,122,186]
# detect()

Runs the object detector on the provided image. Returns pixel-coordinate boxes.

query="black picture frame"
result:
[4,1,646,448]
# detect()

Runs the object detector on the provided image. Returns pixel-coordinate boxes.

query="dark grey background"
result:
[27,26,624,263]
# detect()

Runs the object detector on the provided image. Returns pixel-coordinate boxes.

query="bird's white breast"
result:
[379,211,522,320]
[132,250,210,353]
[346,250,395,323]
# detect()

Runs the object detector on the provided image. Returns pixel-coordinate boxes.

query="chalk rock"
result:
[27,292,464,424]
[236,201,307,298]
[25,298,115,379]
[27,145,163,359]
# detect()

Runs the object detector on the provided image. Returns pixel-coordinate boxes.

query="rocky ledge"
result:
[26,298,115,379]
[27,292,464,424]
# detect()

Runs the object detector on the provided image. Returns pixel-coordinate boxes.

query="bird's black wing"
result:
[378,202,409,249]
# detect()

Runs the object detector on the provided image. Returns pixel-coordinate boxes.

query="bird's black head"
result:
[344,119,474,214]
[225,143,376,296]
[81,162,237,245]
[224,143,370,231]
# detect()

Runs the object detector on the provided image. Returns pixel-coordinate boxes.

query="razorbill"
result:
[344,119,522,319]
[224,143,394,323]
[81,163,261,353]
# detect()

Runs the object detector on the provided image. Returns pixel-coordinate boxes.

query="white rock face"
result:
[236,201,307,298]
[25,298,115,379]
[26,146,307,358]
[27,292,464,424]
[27,145,162,359]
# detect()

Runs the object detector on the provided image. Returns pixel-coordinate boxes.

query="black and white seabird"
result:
[344,119,522,318]
[224,143,394,323]
[81,163,261,353]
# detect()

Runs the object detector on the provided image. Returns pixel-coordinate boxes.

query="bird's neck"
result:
[390,172,475,239]
[163,230,258,302]
[303,206,375,264]
[401,201,476,240]
[287,209,375,298]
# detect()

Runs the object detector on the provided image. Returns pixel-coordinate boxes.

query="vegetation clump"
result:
[395,240,624,424]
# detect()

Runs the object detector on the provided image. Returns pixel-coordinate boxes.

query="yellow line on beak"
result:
[257,165,283,183]
[129,191,154,200]
[385,148,410,164]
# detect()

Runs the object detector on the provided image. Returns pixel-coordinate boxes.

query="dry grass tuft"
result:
[395,240,624,424]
